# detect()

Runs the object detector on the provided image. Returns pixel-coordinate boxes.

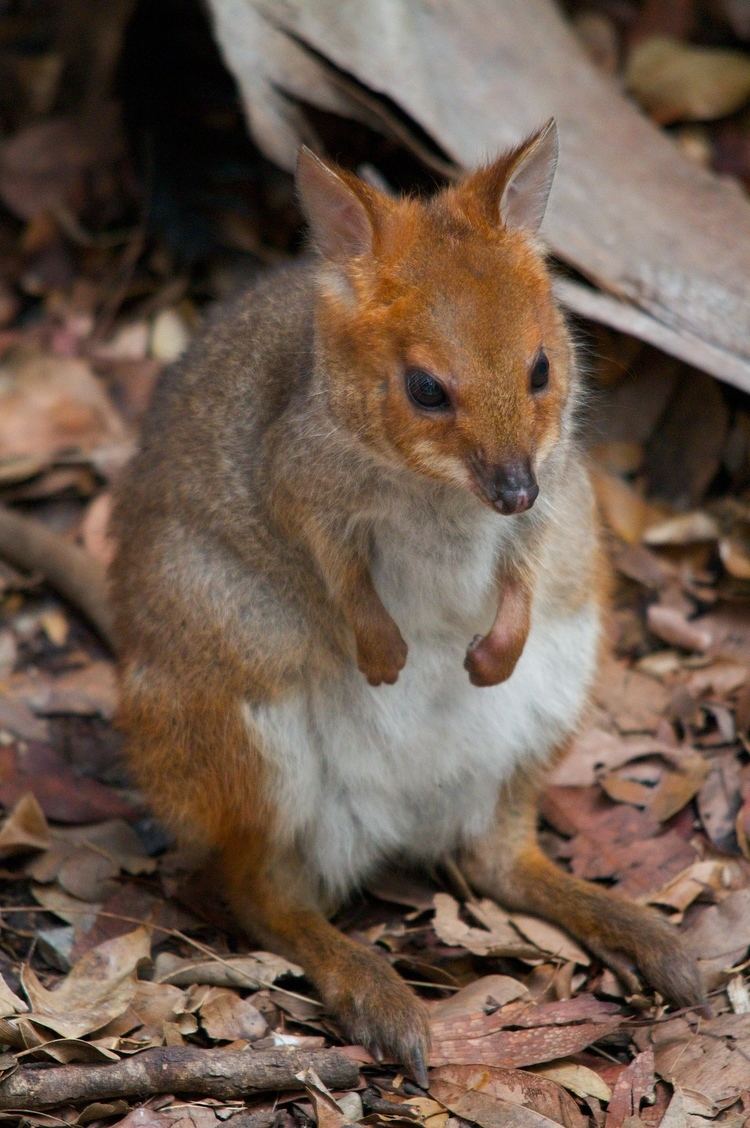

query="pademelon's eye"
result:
[530,350,550,393]
[405,367,450,411]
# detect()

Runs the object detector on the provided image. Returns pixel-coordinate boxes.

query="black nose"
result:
[490,460,539,515]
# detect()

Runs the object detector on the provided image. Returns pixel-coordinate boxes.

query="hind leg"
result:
[220,833,430,1085]
[460,762,704,1007]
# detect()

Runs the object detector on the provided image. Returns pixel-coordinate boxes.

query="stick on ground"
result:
[0,1046,360,1109]
[0,505,112,646]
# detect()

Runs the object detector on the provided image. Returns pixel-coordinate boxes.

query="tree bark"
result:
[0,1047,359,1109]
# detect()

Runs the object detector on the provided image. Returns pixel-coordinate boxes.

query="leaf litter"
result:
[0,2,750,1126]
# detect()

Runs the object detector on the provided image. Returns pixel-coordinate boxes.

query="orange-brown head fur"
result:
[297,121,572,516]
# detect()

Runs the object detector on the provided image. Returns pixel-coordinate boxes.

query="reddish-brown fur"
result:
[110,126,703,1085]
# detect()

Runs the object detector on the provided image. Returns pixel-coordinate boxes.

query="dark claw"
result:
[407,1046,429,1090]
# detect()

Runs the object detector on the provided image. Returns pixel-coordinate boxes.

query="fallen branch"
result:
[0,1046,359,1109]
[0,506,112,645]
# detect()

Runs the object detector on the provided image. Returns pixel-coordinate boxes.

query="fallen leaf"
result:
[0,742,135,823]
[28,819,155,906]
[726,973,750,1014]
[647,859,732,912]
[21,926,151,1039]
[0,791,50,856]
[697,751,743,853]
[80,492,116,569]
[430,976,528,1022]
[682,888,750,987]
[639,1013,750,1116]
[98,979,194,1045]
[430,995,622,1068]
[643,511,720,546]
[598,746,709,822]
[719,532,750,579]
[296,1067,349,1128]
[595,658,669,733]
[13,662,118,718]
[529,1060,611,1102]
[432,894,535,958]
[0,973,28,1018]
[200,987,267,1041]
[605,1049,654,1128]
[153,950,304,989]
[430,1063,589,1128]
[592,470,664,544]
[627,36,750,124]
[0,351,126,460]
[647,605,712,652]
[508,915,589,967]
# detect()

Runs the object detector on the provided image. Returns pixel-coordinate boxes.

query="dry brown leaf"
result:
[296,1067,349,1128]
[432,894,533,958]
[430,976,528,1023]
[647,605,712,652]
[683,888,750,987]
[698,751,743,852]
[0,791,50,857]
[154,950,303,989]
[80,491,116,569]
[98,979,194,1045]
[200,987,267,1042]
[598,746,709,822]
[28,819,155,903]
[0,351,126,459]
[429,1063,589,1128]
[726,973,750,1014]
[702,603,750,665]
[644,511,720,546]
[591,470,664,544]
[507,915,589,967]
[32,882,101,933]
[686,660,748,698]
[640,1013,750,1116]
[13,661,118,719]
[647,859,732,912]
[627,36,750,124]
[605,1049,654,1128]
[21,926,151,1039]
[430,995,622,1068]
[529,1060,611,1103]
[0,974,28,1018]
[595,657,669,733]
[719,532,750,579]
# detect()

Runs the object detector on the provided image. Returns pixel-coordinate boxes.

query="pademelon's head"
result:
[297,120,573,516]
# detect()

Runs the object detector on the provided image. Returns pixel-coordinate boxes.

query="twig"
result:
[0,1047,359,1109]
[0,905,317,1007]
[0,507,112,645]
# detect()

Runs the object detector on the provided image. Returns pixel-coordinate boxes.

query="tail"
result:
[0,506,114,649]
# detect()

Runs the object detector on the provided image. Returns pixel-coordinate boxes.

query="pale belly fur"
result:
[246,503,600,902]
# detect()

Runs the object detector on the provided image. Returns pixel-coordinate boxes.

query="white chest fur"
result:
[247,499,600,903]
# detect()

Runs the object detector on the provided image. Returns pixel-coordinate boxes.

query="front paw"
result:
[464,633,520,687]
[356,624,408,686]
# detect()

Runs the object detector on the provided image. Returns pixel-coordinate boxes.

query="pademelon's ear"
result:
[461,119,558,236]
[296,146,374,262]
[500,118,558,234]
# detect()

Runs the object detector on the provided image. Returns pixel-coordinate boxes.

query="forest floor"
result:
[1,2,750,1126]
